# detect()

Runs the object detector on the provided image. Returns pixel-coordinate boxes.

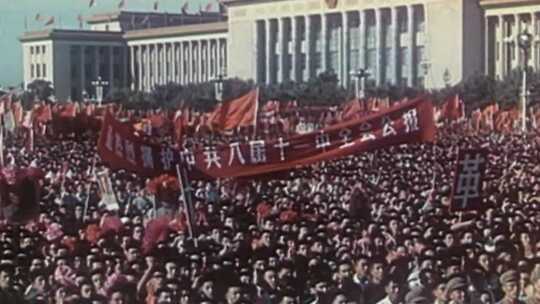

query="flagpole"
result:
[252,87,259,140]
[83,158,96,222]
[176,164,198,248]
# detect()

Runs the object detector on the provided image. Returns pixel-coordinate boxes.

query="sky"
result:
[0,0,211,88]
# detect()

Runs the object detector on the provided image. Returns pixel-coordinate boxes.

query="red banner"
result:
[98,98,436,179]
[451,148,488,212]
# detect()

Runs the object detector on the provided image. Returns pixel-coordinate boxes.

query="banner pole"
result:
[83,157,96,222]
[176,164,198,248]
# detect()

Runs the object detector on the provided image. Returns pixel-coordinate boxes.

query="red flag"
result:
[341,98,363,121]
[207,88,259,131]
[33,103,52,123]
[58,102,79,118]
[0,167,44,223]
[11,102,23,128]
[441,95,464,121]
[142,216,172,254]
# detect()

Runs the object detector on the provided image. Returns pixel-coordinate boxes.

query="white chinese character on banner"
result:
[204,147,222,169]
[358,122,372,132]
[382,116,397,137]
[339,128,353,149]
[125,140,136,165]
[315,131,331,151]
[454,153,484,209]
[360,133,376,142]
[274,137,290,161]
[106,126,114,151]
[249,140,267,164]
[141,146,154,169]
[180,149,195,170]
[228,142,246,166]
[115,134,124,157]
[403,109,419,133]
[160,148,175,170]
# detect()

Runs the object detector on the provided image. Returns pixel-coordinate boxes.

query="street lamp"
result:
[91,76,109,106]
[443,68,451,88]
[421,61,431,89]
[518,30,532,133]
[350,68,370,99]
[211,66,226,103]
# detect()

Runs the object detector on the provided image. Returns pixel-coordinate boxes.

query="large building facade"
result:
[482,0,540,79]
[21,0,534,102]
[226,0,484,89]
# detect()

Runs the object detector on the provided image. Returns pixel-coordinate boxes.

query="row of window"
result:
[30,63,46,78]
[29,45,46,56]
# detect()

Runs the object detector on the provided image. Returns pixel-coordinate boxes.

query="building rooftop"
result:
[124,21,228,40]
[479,0,539,8]
[19,29,124,43]
[85,10,224,24]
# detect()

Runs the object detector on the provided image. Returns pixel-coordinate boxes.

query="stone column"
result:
[206,40,212,81]
[359,10,366,70]
[375,8,382,85]
[533,13,537,69]
[407,5,415,87]
[95,46,100,79]
[216,39,222,77]
[81,46,86,94]
[277,17,284,83]
[305,15,312,80]
[187,42,192,84]
[136,46,142,91]
[342,12,349,87]
[391,7,399,84]
[291,17,298,82]
[109,46,115,90]
[265,19,272,84]
[198,41,203,83]
[321,13,327,73]
[515,14,521,69]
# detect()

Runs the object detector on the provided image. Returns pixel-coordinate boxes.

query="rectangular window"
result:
[30,47,34,55]
[36,47,40,55]
[400,47,409,79]
[31,64,34,78]
[36,64,41,78]
[384,48,392,83]
[42,46,46,54]
[367,25,376,48]
[42,64,46,78]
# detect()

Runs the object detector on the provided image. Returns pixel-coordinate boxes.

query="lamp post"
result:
[421,61,431,89]
[350,68,370,99]
[443,68,451,88]
[518,30,532,133]
[91,76,109,106]
[212,66,226,103]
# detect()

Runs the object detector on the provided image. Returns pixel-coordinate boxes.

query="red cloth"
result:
[341,98,364,121]
[100,215,124,234]
[142,216,172,254]
[207,88,259,131]
[441,95,464,121]
[33,103,53,123]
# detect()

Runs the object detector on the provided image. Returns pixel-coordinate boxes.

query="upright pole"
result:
[522,58,528,133]
[176,164,198,248]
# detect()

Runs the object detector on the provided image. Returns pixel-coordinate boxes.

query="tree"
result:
[26,79,54,101]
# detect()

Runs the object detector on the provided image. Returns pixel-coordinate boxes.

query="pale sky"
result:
[0,0,211,88]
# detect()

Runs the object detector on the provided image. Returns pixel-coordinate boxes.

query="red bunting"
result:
[98,97,436,179]
[207,88,259,131]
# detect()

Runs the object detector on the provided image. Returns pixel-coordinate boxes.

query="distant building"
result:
[481,0,540,79]
[19,11,226,101]
[20,1,492,101]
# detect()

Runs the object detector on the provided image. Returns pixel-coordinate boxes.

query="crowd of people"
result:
[0,119,539,304]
